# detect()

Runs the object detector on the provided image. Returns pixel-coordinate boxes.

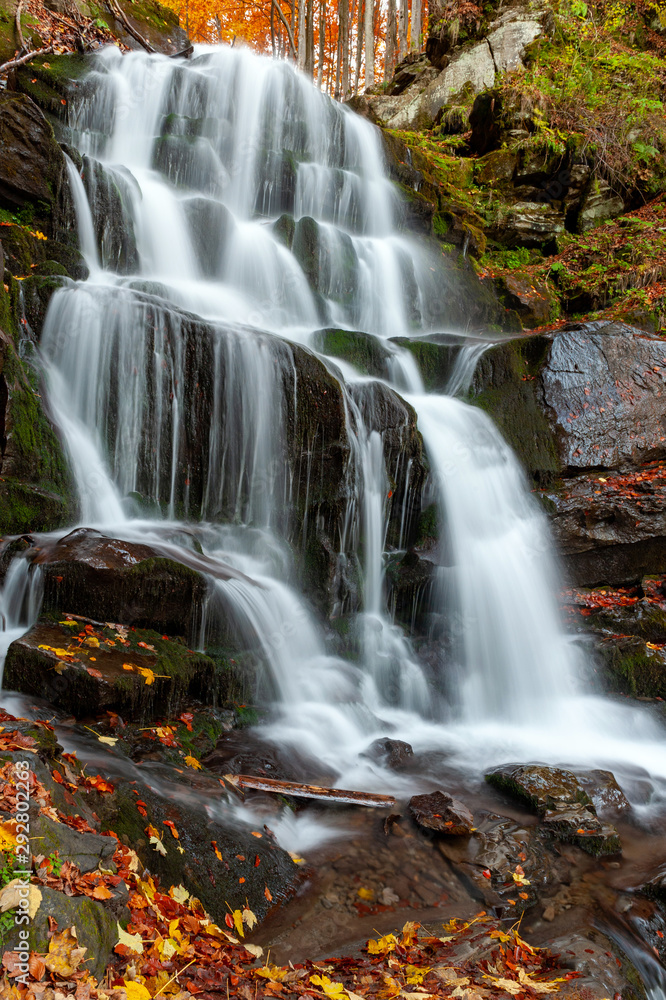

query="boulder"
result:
[485,762,621,856]
[409,789,474,835]
[576,179,625,231]
[488,200,565,248]
[363,737,414,769]
[0,93,66,219]
[29,527,212,636]
[497,272,557,327]
[3,614,237,723]
[312,328,392,379]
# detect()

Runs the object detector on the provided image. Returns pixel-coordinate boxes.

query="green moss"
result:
[313,328,391,377]
[415,502,439,544]
[390,337,459,392]
[599,637,666,699]
[471,335,560,483]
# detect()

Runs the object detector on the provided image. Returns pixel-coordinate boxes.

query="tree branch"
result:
[272,0,296,58]
[15,0,25,52]
[0,45,53,76]
[105,0,155,53]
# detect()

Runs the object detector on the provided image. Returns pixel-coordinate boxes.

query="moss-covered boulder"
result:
[4,614,241,723]
[313,327,392,378]
[486,762,621,856]
[28,527,222,637]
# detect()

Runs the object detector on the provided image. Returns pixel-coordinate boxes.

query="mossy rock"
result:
[595,635,666,700]
[14,53,89,127]
[0,479,72,534]
[390,335,462,392]
[471,334,560,484]
[4,615,241,723]
[313,327,392,378]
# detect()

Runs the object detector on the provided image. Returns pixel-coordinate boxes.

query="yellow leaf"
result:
[149,835,167,856]
[310,974,347,998]
[116,923,144,955]
[243,907,258,930]
[405,967,430,985]
[44,926,87,977]
[357,886,374,901]
[483,977,521,995]
[137,666,156,685]
[124,982,152,1000]
[401,921,420,946]
[245,943,264,959]
[517,969,568,993]
[367,933,398,955]
[84,636,100,647]
[83,725,118,745]
[0,821,18,851]
[161,938,177,959]
[184,755,202,770]
[171,884,190,904]
[255,965,288,981]
[233,908,244,938]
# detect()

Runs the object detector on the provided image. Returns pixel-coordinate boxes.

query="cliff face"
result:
[353,0,666,334]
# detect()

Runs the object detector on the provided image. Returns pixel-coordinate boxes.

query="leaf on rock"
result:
[44,926,87,977]
[0,880,42,919]
[184,755,202,770]
[116,923,144,955]
[242,907,257,930]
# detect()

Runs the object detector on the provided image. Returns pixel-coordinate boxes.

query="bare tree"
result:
[339,0,350,98]
[384,0,396,80]
[353,0,364,93]
[398,0,408,61]
[410,0,422,50]
[364,0,374,86]
[297,0,306,68]
[317,0,326,86]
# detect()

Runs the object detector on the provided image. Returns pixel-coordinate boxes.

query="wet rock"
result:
[31,527,211,638]
[486,763,621,856]
[313,328,392,379]
[0,328,76,534]
[202,728,332,784]
[0,93,66,218]
[81,156,139,275]
[437,810,569,911]
[183,196,234,277]
[497,272,557,328]
[573,769,631,818]
[4,614,235,723]
[592,633,666,700]
[409,789,474,835]
[540,469,666,587]
[363,737,414,770]
[488,201,565,248]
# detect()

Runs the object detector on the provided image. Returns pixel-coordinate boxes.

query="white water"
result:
[1,44,666,834]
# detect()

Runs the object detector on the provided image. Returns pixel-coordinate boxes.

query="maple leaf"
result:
[44,926,87,977]
[517,969,568,993]
[310,973,348,997]
[367,933,398,955]
[483,976,521,995]
[242,907,258,930]
[92,884,114,900]
[116,923,145,954]
[184,755,202,769]
[0,821,18,852]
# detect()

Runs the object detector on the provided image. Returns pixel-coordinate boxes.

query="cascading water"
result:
[2,42,666,824]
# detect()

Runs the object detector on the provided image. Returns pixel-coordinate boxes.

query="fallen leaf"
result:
[184,755,202,770]
[44,926,87,977]
[116,923,144,955]
[0,880,41,919]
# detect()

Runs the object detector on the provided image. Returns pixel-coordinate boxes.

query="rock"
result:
[363,737,414,769]
[4,614,235,723]
[540,322,666,470]
[202,729,329,783]
[32,814,117,873]
[0,328,76,534]
[539,468,666,586]
[3,887,119,982]
[486,8,549,74]
[489,201,565,248]
[0,93,66,219]
[497,272,557,327]
[486,762,621,855]
[592,633,666,700]
[183,196,234,277]
[30,527,211,637]
[436,810,570,911]
[576,178,625,231]
[409,789,474,835]
[572,769,631,818]
[312,328,392,379]
[81,157,139,275]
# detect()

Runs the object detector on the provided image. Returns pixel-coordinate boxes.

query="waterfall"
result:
[2,43,666,811]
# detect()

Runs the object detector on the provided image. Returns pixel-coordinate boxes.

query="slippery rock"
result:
[409,789,474,835]
[3,614,231,723]
[0,93,66,216]
[486,763,621,856]
[30,527,212,637]
[363,737,415,769]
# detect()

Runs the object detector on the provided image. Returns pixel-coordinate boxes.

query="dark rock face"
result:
[409,789,474,835]
[31,527,211,637]
[497,272,557,327]
[0,93,66,217]
[202,729,329,784]
[363,737,414,769]
[485,762,621,856]
[541,322,666,470]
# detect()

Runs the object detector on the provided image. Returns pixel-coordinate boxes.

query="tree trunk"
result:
[363,0,374,87]
[384,0,396,80]
[317,0,325,87]
[305,0,315,74]
[297,0,306,69]
[410,0,422,50]
[340,0,350,98]
[398,0,408,61]
[353,0,363,93]
[334,20,341,97]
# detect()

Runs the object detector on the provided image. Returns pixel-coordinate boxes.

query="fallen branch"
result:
[15,0,25,51]
[106,0,155,53]
[233,773,396,808]
[0,45,53,75]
